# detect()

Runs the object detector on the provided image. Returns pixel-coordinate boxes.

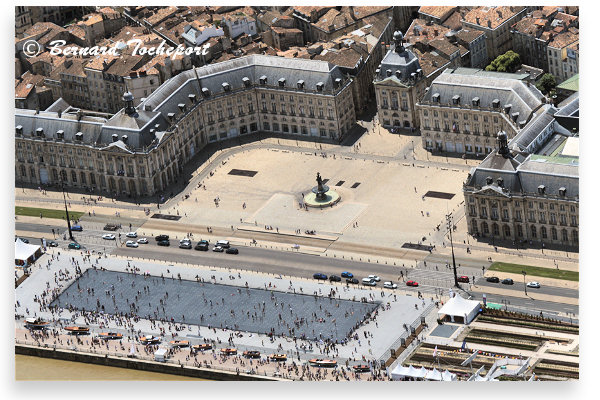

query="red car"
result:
[457,276,470,283]
[406,280,419,287]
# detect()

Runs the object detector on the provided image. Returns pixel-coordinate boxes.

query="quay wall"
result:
[16,344,285,381]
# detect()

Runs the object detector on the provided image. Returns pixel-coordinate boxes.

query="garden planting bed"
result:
[477,310,578,334]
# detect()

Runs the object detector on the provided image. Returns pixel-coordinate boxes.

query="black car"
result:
[329,275,341,282]
[19,238,30,244]
[104,224,118,231]
[225,247,239,254]
[47,241,58,247]
[195,241,209,251]
[157,240,170,246]
[155,234,169,241]
[179,242,192,249]
[313,273,327,280]
[501,278,514,285]
[486,276,500,283]
[346,278,359,284]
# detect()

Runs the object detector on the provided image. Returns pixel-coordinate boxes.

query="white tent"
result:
[391,365,457,381]
[438,295,481,324]
[15,238,42,267]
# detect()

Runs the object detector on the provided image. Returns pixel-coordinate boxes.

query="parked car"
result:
[346,278,359,284]
[341,272,353,278]
[225,247,239,254]
[362,278,377,286]
[383,282,398,289]
[155,235,169,241]
[71,225,83,232]
[157,240,170,247]
[195,240,209,251]
[19,238,30,244]
[125,240,138,248]
[212,246,224,252]
[104,224,118,231]
[137,238,148,244]
[179,242,192,249]
[313,273,327,280]
[486,276,500,283]
[329,275,341,282]
[47,241,58,247]
[68,242,81,250]
[367,275,381,282]
[526,281,541,288]
[102,234,116,240]
[457,276,470,283]
[216,240,230,249]
[501,278,514,285]
[126,232,138,238]
[179,238,192,245]
[406,280,419,287]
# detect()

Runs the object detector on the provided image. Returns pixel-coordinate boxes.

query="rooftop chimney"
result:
[123,92,137,117]
[497,131,510,157]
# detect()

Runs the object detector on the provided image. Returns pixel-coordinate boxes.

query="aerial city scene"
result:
[14,4,579,382]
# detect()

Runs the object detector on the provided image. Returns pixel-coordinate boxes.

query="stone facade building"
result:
[416,68,545,155]
[373,32,428,129]
[461,6,527,62]
[15,55,355,196]
[463,94,579,248]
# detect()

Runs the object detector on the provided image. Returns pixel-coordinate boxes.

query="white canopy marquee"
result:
[15,238,42,267]
[438,294,481,324]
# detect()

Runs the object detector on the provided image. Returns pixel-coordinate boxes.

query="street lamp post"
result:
[522,271,527,296]
[446,213,459,287]
[61,179,74,242]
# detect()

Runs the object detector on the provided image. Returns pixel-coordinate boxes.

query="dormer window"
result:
[188,94,196,103]
[202,87,210,97]
[316,82,324,92]
[452,95,460,105]
[75,132,83,141]
[56,130,64,140]
[472,97,480,107]
[297,80,305,89]
[222,82,231,92]
[386,69,392,77]
[559,187,566,196]
[492,99,500,108]
[259,75,267,85]
[486,176,493,185]
[112,134,119,142]
[432,93,440,103]
[178,103,186,112]
[36,128,44,137]
[278,78,286,87]
[538,185,546,195]
[242,77,251,87]
[16,125,23,135]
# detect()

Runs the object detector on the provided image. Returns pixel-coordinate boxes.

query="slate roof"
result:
[375,44,421,81]
[140,54,347,117]
[421,68,544,124]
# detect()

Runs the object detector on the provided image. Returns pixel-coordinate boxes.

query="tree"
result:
[485,51,522,73]
[536,73,557,95]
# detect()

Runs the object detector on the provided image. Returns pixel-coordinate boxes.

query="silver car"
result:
[125,240,139,248]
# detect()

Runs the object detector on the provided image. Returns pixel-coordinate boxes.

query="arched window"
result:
[551,227,557,240]
[503,225,511,238]
[531,225,537,238]
[492,223,499,236]
[482,222,489,234]
[562,229,568,242]
[541,226,547,239]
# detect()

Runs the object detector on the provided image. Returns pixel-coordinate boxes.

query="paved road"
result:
[475,278,578,299]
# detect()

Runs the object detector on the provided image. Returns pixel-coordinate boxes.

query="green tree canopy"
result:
[536,73,557,95]
[485,50,522,73]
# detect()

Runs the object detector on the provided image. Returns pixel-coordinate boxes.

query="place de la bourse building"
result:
[15,55,356,196]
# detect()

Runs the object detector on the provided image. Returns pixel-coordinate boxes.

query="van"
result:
[362,278,376,286]
[216,240,230,248]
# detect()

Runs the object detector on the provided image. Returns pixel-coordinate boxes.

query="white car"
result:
[125,240,139,248]
[212,246,224,252]
[102,234,116,240]
[179,238,192,245]
[383,282,398,289]
[526,281,541,288]
[362,278,377,286]
[126,232,138,238]
[137,238,148,244]
[368,275,381,282]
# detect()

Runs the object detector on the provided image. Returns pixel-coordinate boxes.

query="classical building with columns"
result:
[417,67,546,155]
[15,54,356,196]
[373,31,429,130]
[463,93,579,248]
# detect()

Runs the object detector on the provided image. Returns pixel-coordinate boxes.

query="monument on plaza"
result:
[303,172,341,208]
